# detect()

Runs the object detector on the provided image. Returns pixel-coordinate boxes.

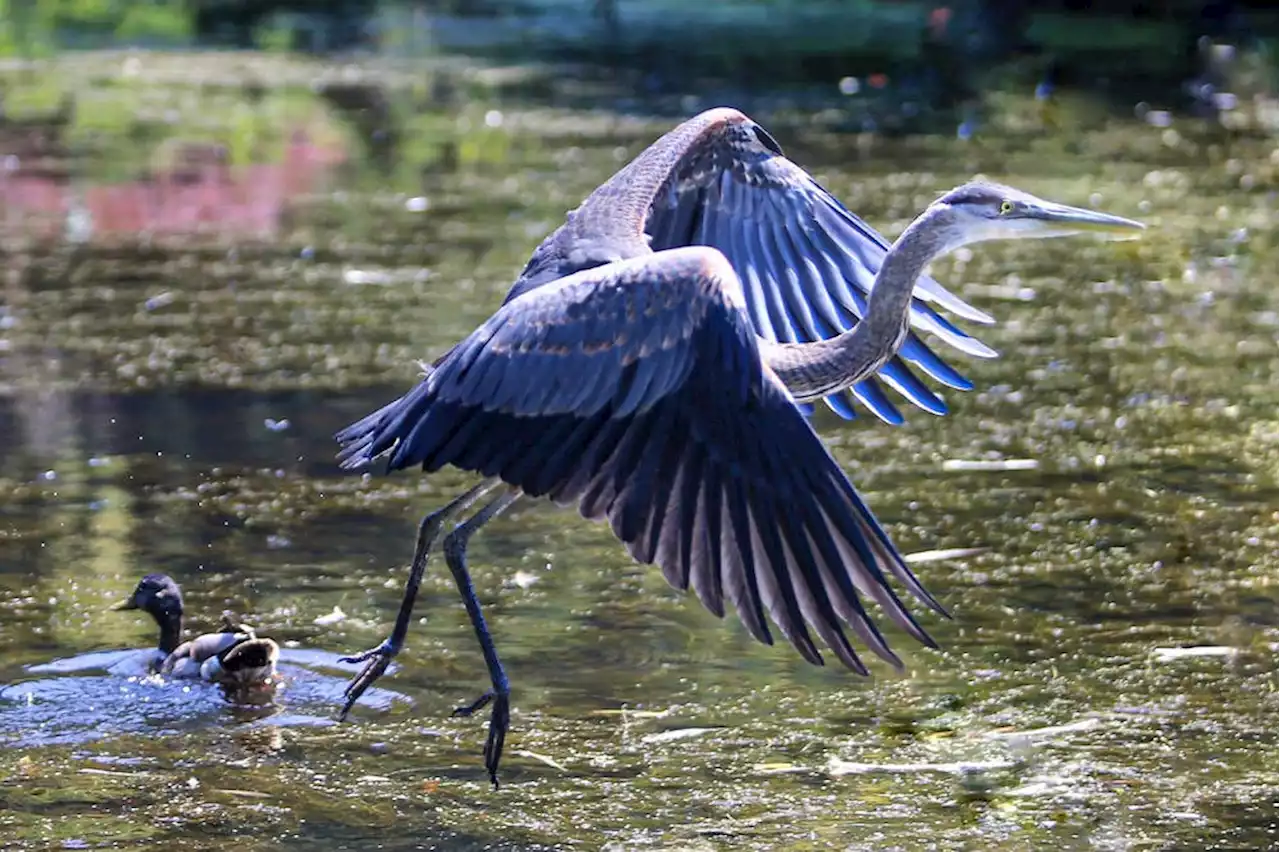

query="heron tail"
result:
[335,378,435,470]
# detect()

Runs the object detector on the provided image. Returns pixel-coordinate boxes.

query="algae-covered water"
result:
[0,53,1276,851]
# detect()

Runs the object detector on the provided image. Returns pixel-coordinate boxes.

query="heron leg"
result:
[338,477,498,719]
[441,489,520,788]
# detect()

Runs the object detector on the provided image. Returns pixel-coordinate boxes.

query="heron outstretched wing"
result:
[338,246,946,672]
[510,108,996,424]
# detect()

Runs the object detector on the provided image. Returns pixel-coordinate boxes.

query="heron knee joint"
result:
[442,526,471,563]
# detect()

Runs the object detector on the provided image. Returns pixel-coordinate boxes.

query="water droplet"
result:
[144,292,175,312]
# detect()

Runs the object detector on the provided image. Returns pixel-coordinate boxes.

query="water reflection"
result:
[0,386,391,478]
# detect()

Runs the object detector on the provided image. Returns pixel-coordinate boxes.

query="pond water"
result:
[0,54,1276,851]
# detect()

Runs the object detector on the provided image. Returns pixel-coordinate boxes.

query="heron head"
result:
[930,181,1144,250]
[113,573,185,623]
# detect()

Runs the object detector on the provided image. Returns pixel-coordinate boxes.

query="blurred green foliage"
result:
[115,1,193,41]
[0,0,191,55]
[0,0,1273,122]
[252,16,294,53]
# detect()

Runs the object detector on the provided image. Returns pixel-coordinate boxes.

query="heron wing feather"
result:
[336,246,941,670]
[630,110,996,418]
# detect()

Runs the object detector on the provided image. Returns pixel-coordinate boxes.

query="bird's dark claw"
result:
[338,640,398,720]
[453,690,509,789]
[452,691,494,717]
[339,639,397,666]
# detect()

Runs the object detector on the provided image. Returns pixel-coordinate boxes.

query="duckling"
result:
[113,574,279,687]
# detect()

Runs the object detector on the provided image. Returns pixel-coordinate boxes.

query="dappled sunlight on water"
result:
[0,53,1275,850]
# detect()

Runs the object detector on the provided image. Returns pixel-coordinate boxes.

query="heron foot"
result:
[452,690,509,789]
[338,640,399,720]
[339,639,399,666]
[452,691,494,717]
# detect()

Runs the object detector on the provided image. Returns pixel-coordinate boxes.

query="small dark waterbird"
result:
[115,573,280,687]
[334,108,1143,787]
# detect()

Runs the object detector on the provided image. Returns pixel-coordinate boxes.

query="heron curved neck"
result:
[763,207,951,401]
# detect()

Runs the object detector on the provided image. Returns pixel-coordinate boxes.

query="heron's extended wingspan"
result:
[338,246,946,672]
[509,108,996,424]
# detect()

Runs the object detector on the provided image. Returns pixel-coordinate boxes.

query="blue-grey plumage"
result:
[504,107,996,423]
[334,149,1145,788]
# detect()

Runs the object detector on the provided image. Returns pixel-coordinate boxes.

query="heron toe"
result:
[339,641,399,719]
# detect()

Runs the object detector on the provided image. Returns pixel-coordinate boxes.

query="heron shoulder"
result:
[689,106,749,127]
[507,108,780,302]
[668,107,782,158]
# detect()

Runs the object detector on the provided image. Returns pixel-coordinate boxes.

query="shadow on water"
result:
[0,51,1275,850]
[0,386,404,479]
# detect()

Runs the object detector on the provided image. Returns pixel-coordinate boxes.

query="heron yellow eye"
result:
[999,200,1014,215]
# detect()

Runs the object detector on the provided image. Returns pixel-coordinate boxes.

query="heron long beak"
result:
[1032,201,1146,238]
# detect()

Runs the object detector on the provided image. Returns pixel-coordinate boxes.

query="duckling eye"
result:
[999,200,1014,215]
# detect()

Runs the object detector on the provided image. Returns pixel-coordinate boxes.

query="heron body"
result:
[334,108,1143,787]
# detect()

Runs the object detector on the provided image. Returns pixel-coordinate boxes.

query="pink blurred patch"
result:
[0,129,347,241]
[929,6,953,37]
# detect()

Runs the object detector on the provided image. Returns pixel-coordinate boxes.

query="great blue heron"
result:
[333,108,1142,787]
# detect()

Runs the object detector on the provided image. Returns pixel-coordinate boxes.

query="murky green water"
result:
[0,54,1276,851]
